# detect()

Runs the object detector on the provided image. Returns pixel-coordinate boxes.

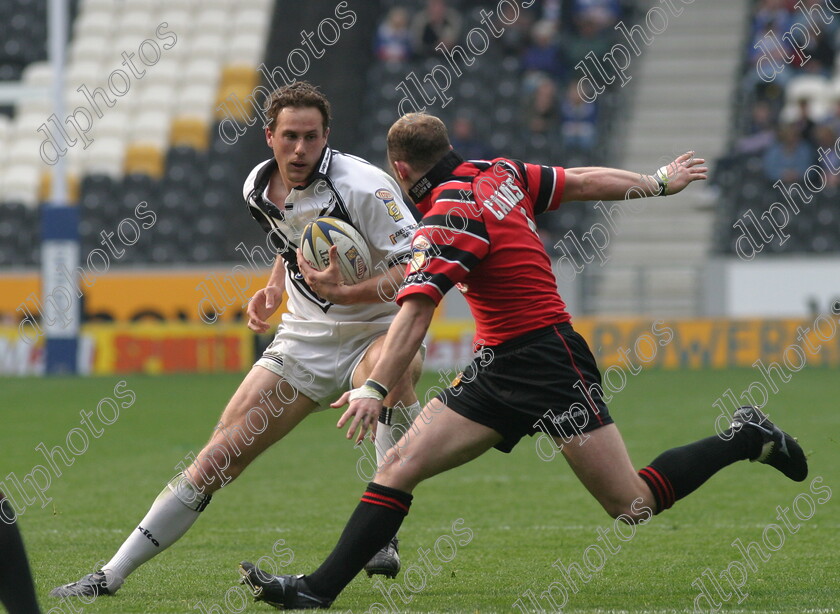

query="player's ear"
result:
[265,125,273,146]
[392,160,408,181]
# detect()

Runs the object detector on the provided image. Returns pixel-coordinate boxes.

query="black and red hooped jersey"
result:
[397,152,571,347]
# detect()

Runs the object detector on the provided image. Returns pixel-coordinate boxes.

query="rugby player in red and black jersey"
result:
[238,114,809,609]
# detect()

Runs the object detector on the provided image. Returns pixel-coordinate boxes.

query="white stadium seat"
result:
[117,9,160,38]
[82,136,125,178]
[2,165,41,208]
[21,61,52,87]
[13,111,50,140]
[136,84,177,115]
[71,36,113,66]
[157,9,193,39]
[227,33,265,66]
[74,11,114,40]
[10,136,47,167]
[234,9,268,37]
[187,33,225,62]
[90,108,130,143]
[183,58,221,88]
[138,56,183,88]
[175,84,216,121]
[194,9,230,35]
[0,116,11,168]
[126,109,172,147]
[65,61,105,93]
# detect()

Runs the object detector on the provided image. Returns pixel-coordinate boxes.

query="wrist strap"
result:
[349,379,389,403]
[654,166,669,196]
[364,378,388,398]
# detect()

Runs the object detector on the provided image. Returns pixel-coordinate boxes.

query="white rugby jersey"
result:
[242,147,417,323]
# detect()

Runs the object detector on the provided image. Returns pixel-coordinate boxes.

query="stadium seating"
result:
[1,0,635,270]
[713,0,840,256]
[0,0,273,266]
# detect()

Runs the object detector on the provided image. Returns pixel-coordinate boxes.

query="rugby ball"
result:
[300,217,373,285]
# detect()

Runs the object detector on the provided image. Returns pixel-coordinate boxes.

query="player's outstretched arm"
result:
[562,151,708,203]
[247,255,286,333]
[297,246,405,305]
[332,294,436,442]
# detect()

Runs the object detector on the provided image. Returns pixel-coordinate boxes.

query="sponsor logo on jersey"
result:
[409,235,432,272]
[483,177,525,221]
[376,188,404,222]
[404,270,433,286]
[388,223,417,245]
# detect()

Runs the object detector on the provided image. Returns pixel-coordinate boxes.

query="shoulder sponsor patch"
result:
[376,188,404,222]
[409,234,432,272]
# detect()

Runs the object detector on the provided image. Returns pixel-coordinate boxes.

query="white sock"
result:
[101,474,211,591]
[375,401,422,469]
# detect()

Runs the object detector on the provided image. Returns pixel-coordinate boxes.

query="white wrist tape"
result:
[654,165,670,196]
[350,385,385,402]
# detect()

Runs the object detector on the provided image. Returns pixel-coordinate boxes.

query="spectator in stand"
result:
[735,100,778,155]
[571,0,621,25]
[524,75,559,135]
[824,95,840,135]
[521,19,566,82]
[540,0,562,23]
[563,8,614,68]
[374,7,413,65]
[763,119,814,182]
[814,120,840,186]
[792,97,817,145]
[560,79,598,153]
[790,5,836,78]
[449,115,493,160]
[410,0,462,58]
[746,0,796,95]
[750,0,792,42]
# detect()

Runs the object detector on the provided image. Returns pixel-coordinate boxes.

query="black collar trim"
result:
[408,150,464,203]
[253,158,278,194]
[293,146,332,191]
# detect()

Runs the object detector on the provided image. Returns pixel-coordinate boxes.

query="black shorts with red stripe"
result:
[440,322,613,453]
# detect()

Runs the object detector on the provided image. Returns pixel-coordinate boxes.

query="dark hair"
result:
[265,81,331,132]
[387,113,450,172]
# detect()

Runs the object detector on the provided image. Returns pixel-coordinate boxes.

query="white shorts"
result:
[254,314,392,407]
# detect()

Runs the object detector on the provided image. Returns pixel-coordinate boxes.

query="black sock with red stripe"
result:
[639,427,761,513]
[305,482,412,599]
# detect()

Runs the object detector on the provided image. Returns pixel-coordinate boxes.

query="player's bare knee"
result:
[190,441,247,491]
[375,455,417,491]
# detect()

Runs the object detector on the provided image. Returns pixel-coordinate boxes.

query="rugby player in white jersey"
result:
[51,82,422,599]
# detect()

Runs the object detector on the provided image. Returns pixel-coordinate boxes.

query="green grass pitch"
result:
[2,368,838,613]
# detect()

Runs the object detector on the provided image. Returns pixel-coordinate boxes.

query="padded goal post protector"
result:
[40,204,80,374]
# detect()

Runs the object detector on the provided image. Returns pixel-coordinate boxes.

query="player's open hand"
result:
[659,151,708,195]
[332,391,380,443]
[297,246,350,304]
[246,285,283,333]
